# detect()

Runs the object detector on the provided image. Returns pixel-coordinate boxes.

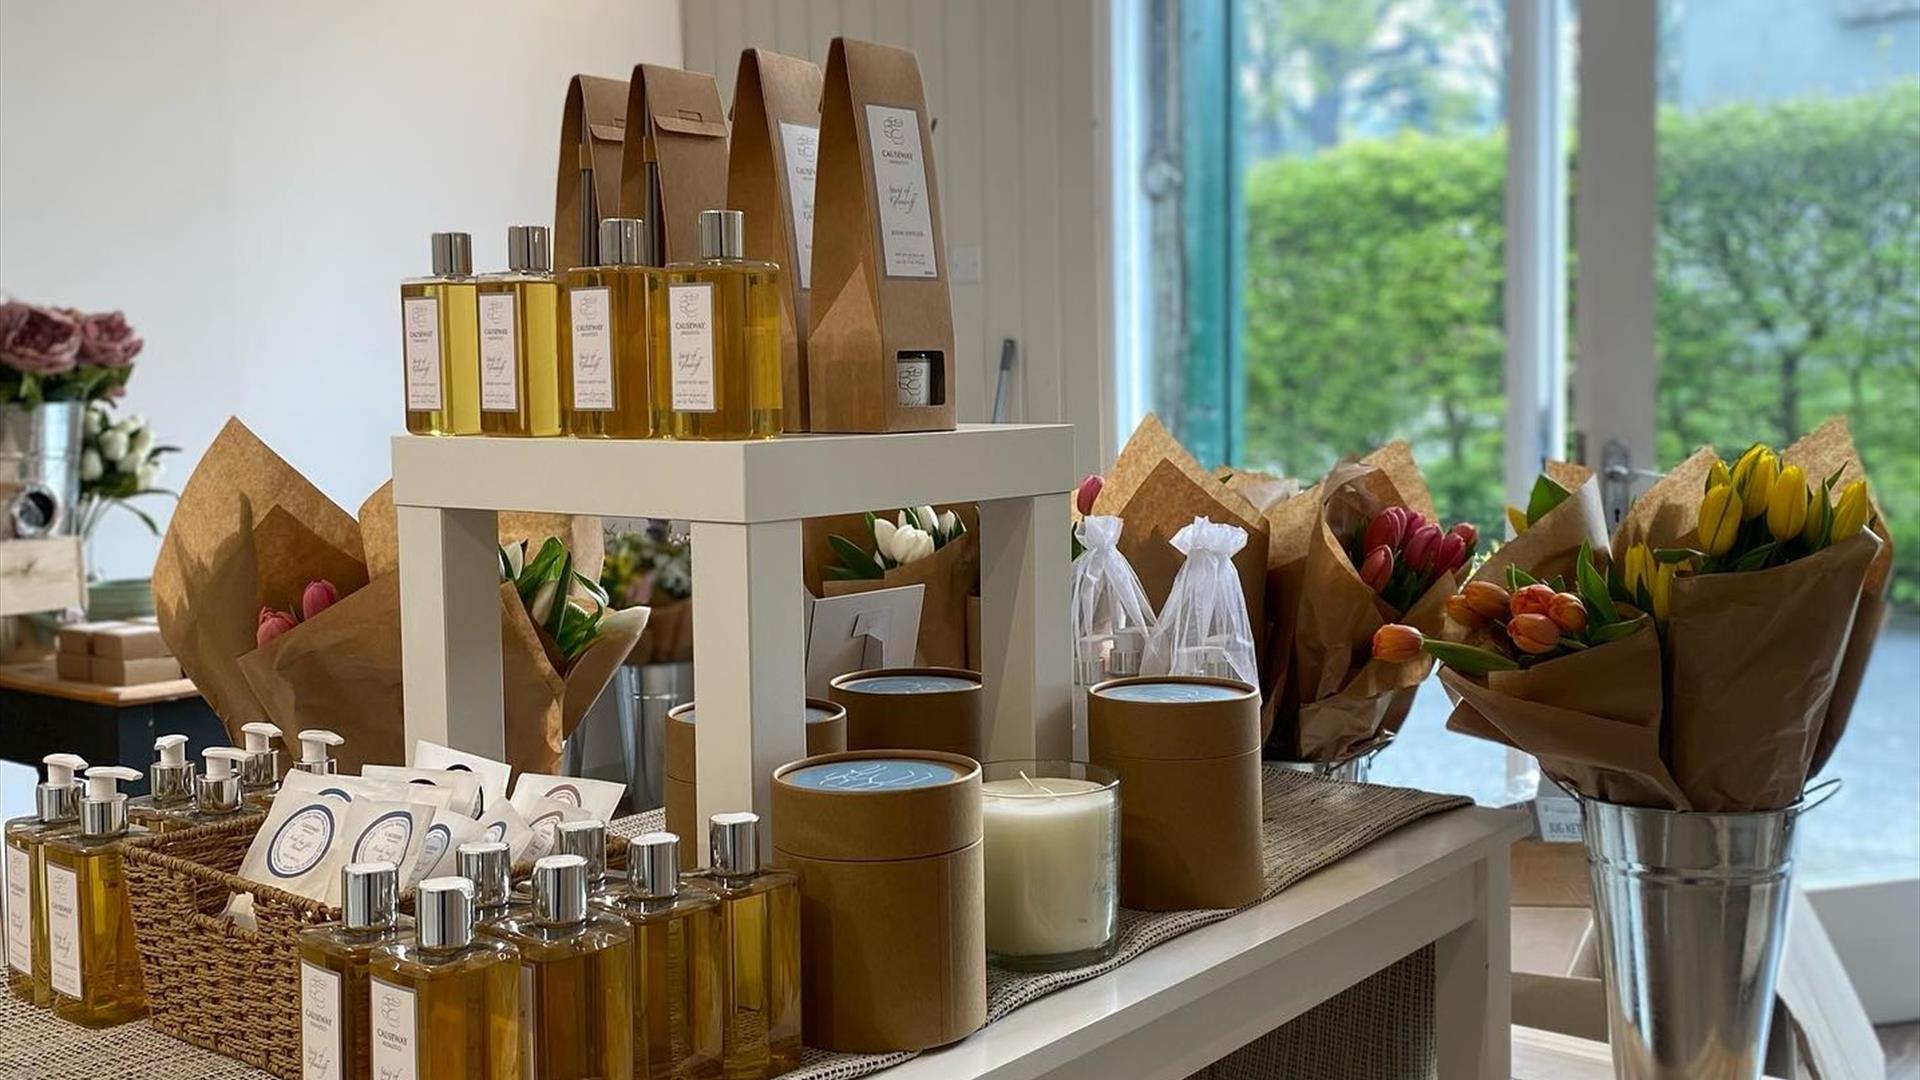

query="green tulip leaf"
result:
[1653,547,1702,564]
[1590,616,1647,645]
[1422,639,1520,674]
[1577,543,1619,627]
[1734,541,1780,572]
[1506,564,1541,590]
[829,534,885,579]
[1525,475,1573,526]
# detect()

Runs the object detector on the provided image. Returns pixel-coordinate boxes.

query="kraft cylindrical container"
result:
[664,699,848,867]
[829,667,984,762]
[771,750,986,1053]
[1088,675,1263,911]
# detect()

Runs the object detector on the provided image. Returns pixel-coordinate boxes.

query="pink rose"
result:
[76,311,143,368]
[257,607,298,647]
[300,580,339,621]
[0,304,81,376]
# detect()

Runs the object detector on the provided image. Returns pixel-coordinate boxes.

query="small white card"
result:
[568,286,615,412]
[478,292,520,412]
[401,297,443,411]
[667,283,717,413]
[804,584,925,697]
[778,121,821,290]
[864,104,938,279]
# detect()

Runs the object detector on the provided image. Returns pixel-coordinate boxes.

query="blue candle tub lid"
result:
[840,674,978,694]
[784,758,964,791]
[1098,681,1246,704]
[681,706,841,725]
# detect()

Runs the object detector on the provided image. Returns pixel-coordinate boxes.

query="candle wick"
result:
[1017,770,1046,795]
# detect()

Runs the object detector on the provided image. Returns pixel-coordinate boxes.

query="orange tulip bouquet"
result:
[1379,418,1889,812]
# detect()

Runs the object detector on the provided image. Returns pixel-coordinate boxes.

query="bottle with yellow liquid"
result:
[43,766,149,1028]
[478,224,563,437]
[125,735,194,835]
[296,862,413,1080]
[686,812,801,1079]
[369,877,522,1079]
[490,854,634,1080]
[658,209,784,439]
[5,753,85,1007]
[401,231,482,435]
[563,217,663,438]
[608,832,723,1080]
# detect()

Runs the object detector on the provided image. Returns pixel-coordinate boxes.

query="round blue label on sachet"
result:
[266,803,336,878]
[785,758,963,791]
[841,674,976,694]
[352,810,416,865]
[1099,681,1246,704]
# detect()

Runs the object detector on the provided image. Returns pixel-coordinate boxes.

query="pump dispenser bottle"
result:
[458,840,523,928]
[290,729,344,776]
[553,819,625,904]
[563,216,663,438]
[297,862,413,1080]
[125,736,195,834]
[174,747,254,829]
[6,753,86,1006]
[609,832,724,1080]
[239,721,283,809]
[369,877,522,1079]
[687,812,802,1078]
[401,231,483,436]
[659,209,784,439]
[43,766,148,1027]
[491,853,634,1080]
[478,224,562,437]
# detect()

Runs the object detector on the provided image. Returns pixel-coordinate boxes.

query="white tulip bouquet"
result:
[828,506,967,580]
[76,401,177,538]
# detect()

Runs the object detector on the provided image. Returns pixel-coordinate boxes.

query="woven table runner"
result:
[0,769,1466,1080]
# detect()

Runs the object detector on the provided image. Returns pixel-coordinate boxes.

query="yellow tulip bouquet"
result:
[1386,418,1890,812]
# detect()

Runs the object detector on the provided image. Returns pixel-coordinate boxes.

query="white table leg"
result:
[977,493,1072,762]
[1433,852,1513,1079]
[689,519,806,864]
[398,504,505,759]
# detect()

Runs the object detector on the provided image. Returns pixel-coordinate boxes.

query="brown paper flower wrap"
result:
[153,418,643,776]
[630,597,693,666]
[802,506,979,669]
[1264,444,1451,762]
[1439,417,1888,812]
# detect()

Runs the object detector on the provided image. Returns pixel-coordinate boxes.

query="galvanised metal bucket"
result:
[0,402,83,538]
[1270,737,1391,783]
[1579,785,1833,1080]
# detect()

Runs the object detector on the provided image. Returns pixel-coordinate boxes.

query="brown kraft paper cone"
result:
[807,38,956,433]
[553,74,630,275]
[1441,622,1687,809]
[1088,676,1264,911]
[631,596,693,666]
[727,48,824,431]
[618,65,730,265]
[1468,462,1609,596]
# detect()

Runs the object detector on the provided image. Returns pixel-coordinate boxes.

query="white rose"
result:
[98,429,129,462]
[80,448,104,482]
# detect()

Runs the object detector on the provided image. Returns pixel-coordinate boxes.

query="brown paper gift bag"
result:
[619,64,730,265]
[807,38,956,433]
[803,507,981,670]
[728,48,824,431]
[554,74,631,274]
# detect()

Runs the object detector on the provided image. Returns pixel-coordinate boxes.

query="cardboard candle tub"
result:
[771,750,986,1053]
[830,666,984,763]
[1088,675,1265,911]
[663,699,847,869]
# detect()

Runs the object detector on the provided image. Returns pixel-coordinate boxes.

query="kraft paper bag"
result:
[554,73,631,274]
[618,64,730,264]
[728,48,825,430]
[807,38,956,433]
[804,506,980,670]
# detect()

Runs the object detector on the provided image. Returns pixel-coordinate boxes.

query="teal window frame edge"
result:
[1176,0,1244,467]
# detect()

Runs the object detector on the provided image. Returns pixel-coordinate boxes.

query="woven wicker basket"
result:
[122,816,634,1079]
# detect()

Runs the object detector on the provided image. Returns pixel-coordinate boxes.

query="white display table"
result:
[391,424,1076,860]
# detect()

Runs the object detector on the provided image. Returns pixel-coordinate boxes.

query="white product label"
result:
[897,356,933,407]
[864,104,938,279]
[300,960,343,1080]
[778,121,820,290]
[45,863,80,999]
[667,283,717,413]
[478,292,520,412]
[401,296,443,411]
[370,977,417,1080]
[568,286,615,411]
[1534,796,1585,843]
[5,845,29,975]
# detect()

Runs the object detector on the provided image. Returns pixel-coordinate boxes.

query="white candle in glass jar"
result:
[981,775,1119,959]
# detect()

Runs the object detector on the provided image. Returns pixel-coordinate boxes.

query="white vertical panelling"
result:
[688,0,1110,470]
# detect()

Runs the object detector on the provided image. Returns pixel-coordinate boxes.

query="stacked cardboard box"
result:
[54,618,183,687]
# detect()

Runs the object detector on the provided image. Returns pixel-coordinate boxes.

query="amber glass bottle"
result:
[490,854,634,1080]
[4,753,85,1007]
[686,813,802,1079]
[369,877,522,1079]
[296,862,413,1079]
[478,225,563,437]
[42,767,148,1028]
[658,210,783,439]
[563,217,664,438]
[608,832,724,1080]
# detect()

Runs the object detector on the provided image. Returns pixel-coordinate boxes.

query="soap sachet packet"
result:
[409,806,486,886]
[363,763,483,819]
[410,740,514,815]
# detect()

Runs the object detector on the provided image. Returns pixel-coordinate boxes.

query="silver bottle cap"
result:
[341,862,399,931]
[417,877,475,950]
[195,772,243,814]
[34,782,80,824]
[240,748,279,790]
[456,841,513,910]
[597,217,649,266]
[431,232,473,277]
[150,761,195,804]
[533,854,590,926]
[710,812,761,877]
[507,225,552,273]
[553,819,607,882]
[698,209,745,261]
[290,759,336,776]
[628,832,681,900]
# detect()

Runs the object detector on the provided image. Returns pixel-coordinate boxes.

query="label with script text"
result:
[779,121,821,289]
[478,292,520,412]
[299,959,343,1080]
[5,845,29,976]
[864,104,938,278]
[401,296,443,411]
[568,286,614,411]
[369,977,417,1080]
[45,863,80,999]
[667,283,717,413]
